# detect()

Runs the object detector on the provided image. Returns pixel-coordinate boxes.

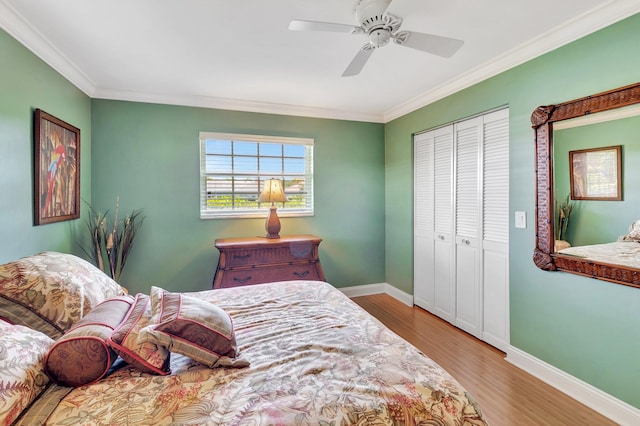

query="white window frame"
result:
[199,132,314,219]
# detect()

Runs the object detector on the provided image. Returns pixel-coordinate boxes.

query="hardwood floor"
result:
[352,293,616,426]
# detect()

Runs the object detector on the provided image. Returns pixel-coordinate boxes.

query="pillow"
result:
[0,251,127,339]
[138,287,247,368]
[44,296,132,387]
[108,293,171,375]
[619,219,640,242]
[0,319,54,425]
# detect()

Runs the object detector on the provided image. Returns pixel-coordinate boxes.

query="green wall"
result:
[90,100,385,294]
[554,115,640,246]
[0,23,385,297]
[0,28,91,263]
[385,13,640,408]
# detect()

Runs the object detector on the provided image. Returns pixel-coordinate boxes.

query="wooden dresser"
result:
[213,234,325,289]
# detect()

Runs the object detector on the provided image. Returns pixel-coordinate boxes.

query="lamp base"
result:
[265,205,281,239]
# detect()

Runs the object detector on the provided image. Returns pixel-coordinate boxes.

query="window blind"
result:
[199,132,314,219]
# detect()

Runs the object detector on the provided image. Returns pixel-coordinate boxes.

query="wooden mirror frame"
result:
[531,81,640,288]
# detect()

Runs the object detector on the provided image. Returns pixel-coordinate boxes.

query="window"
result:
[199,132,314,219]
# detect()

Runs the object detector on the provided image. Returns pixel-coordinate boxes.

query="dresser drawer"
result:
[222,241,316,267]
[213,235,325,289]
[217,263,322,288]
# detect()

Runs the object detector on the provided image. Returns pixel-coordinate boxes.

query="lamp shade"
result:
[258,179,287,203]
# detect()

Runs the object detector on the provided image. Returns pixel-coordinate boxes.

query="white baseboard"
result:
[506,346,640,426]
[339,282,414,306]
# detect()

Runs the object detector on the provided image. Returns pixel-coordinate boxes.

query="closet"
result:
[413,108,509,351]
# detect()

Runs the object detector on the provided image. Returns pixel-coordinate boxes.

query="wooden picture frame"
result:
[34,109,80,225]
[569,145,622,200]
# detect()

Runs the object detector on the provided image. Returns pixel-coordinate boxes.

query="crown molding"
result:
[383,0,640,122]
[0,0,382,123]
[92,88,385,123]
[1,0,639,123]
[0,0,382,122]
[0,0,95,96]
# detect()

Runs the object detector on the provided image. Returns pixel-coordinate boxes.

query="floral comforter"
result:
[31,280,488,425]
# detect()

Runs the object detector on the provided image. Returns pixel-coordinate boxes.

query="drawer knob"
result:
[293,270,310,278]
[233,276,252,284]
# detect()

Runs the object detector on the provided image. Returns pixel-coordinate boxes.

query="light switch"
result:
[515,211,526,229]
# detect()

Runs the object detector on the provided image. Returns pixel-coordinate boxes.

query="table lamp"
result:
[258,178,287,239]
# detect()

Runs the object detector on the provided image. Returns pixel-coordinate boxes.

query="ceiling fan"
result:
[289,0,464,77]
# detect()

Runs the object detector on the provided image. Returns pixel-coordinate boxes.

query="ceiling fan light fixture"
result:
[369,28,390,48]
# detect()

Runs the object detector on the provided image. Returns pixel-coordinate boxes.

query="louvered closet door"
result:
[413,108,509,350]
[431,126,455,323]
[482,108,510,351]
[454,117,483,338]
[413,131,435,311]
[413,126,454,323]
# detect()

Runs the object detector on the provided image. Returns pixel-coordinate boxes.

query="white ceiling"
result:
[1,0,639,123]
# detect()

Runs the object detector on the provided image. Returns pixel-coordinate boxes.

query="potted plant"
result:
[80,197,145,282]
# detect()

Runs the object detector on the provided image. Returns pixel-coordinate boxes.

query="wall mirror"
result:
[531,82,640,288]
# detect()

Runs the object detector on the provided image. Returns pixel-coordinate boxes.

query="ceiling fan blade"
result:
[394,31,464,58]
[289,20,358,33]
[342,45,375,77]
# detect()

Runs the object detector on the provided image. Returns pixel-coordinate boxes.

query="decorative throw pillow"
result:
[44,296,132,387]
[0,319,54,425]
[619,219,640,242]
[138,287,246,368]
[0,251,127,339]
[108,293,171,375]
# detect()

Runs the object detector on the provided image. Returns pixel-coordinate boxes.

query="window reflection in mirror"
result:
[553,105,640,249]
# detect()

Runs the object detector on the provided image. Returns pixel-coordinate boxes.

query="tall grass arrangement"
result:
[555,195,574,242]
[80,197,145,282]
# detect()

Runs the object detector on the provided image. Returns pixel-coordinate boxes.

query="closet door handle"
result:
[462,239,470,245]
[438,235,445,240]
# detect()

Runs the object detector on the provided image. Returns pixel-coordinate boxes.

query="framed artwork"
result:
[34,109,80,225]
[569,145,621,201]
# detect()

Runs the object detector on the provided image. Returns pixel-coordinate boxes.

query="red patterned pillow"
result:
[44,296,132,387]
[108,293,170,375]
[138,287,246,368]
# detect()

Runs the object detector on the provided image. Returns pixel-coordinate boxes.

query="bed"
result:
[557,220,640,269]
[557,241,640,269]
[1,251,488,425]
